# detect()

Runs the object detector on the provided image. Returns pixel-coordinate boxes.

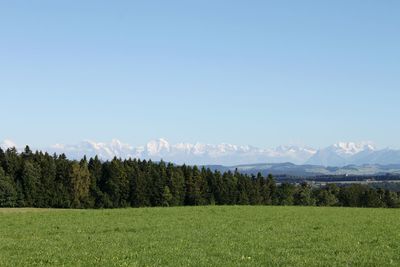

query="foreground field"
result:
[0,206,399,266]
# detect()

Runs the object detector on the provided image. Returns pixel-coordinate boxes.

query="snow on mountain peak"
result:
[331,141,376,156]
[146,138,171,155]
[0,139,17,149]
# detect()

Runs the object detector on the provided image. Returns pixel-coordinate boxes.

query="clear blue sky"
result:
[1,1,399,148]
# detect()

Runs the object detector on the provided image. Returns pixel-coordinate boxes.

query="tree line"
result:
[0,146,399,208]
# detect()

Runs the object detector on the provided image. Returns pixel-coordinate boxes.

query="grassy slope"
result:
[0,206,399,266]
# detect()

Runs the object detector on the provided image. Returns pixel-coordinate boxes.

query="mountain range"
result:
[1,138,400,167]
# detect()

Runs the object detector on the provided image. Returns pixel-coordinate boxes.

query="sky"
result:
[1,0,399,149]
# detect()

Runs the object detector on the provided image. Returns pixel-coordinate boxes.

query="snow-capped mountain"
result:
[50,139,137,160]
[330,142,376,157]
[131,139,317,165]
[306,142,377,166]
[1,139,400,166]
[0,139,17,150]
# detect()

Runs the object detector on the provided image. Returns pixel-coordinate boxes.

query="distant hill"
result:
[205,163,400,177]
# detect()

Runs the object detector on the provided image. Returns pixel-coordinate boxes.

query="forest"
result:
[0,146,399,209]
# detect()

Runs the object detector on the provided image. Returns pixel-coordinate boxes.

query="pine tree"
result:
[212,170,223,205]
[3,148,21,187]
[166,164,185,206]
[196,167,210,205]
[249,174,262,205]
[22,145,33,160]
[88,156,104,208]
[69,160,91,208]
[222,171,237,205]
[21,161,41,207]
[150,161,167,206]
[183,165,196,205]
[237,174,250,205]
[37,153,56,207]
[0,148,5,171]
[103,158,129,208]
[130,160,149,207]
[260,173,276,205]
[0,167,17,207]
[162,186,173,207]
[54,154,72,208]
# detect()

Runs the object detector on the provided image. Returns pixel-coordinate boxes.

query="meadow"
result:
[0,206,399,266]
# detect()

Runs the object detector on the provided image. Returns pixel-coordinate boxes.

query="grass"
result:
[0,206,399,266]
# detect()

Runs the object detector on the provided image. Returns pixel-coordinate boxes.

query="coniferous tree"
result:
[184,165,208,205]
[54,154,72,208]
[103,158,129,208]
[222,171,237,205]
[69,159,91,208]
[237,174,250,205]
[150,161,167,206]
[4,147,21,179]
[0,167,17,207]
[88,156,104,208]
[37,153,56,207]
[21,161,41,207]
[22,146,33,161]
[195,167,209,205]
[249,174,262,205]
[166,164,185,206]
[130,160,149,207]
[212,170,223,205]
[162,186,173,207]
[183,165,196,205]
[0,148,6,171]
[260,173,275,205]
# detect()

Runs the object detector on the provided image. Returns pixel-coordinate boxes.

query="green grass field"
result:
[0,206,399,266]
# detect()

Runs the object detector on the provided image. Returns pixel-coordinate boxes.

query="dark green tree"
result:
[237,173,250,205]
[37,153,56,207]
[69,160,91,208]
[54,154,72,208]
[21,161,41,207]
[162,186,173,207]
[129,160,150,207]
[315,187,338,206]
[294,183,316,206]
[276,183,296,206]
[384,190,400,208]
[166,164,185,206]
[360,188,385,208]
[103,158,129,208]
[88,156,104,208]
[0,167,17,207]
[338,184,366,207]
